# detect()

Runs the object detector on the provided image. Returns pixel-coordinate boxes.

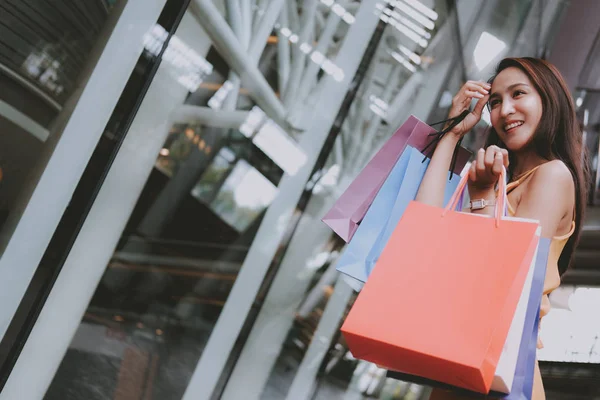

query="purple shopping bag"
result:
[322,115,470,242]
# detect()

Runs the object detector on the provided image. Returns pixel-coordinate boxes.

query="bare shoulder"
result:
[516,160,575,234]
[531,159,574,188]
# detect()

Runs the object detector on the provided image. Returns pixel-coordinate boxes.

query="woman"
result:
[417,57,588,399]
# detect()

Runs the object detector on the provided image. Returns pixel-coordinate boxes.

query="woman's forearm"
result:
[415,134,461,207]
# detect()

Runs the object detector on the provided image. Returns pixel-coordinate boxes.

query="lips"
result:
[504,121,524,132]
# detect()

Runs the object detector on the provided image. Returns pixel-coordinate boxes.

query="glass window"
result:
[43,3,304,399]
[0,0,120,246]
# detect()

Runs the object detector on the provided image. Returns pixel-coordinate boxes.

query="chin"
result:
[502,140,529,152]
[497,133,534,153]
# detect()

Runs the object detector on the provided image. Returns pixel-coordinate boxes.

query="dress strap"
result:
[555,220,576,241]
[506,164,545,192]
[505,163,549,216]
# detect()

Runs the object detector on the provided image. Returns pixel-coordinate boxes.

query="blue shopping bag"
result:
[506,238,549,400]
[364,146,462,276]
[336,146,462,283]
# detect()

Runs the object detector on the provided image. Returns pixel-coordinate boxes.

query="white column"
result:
[181,1,382,398]
[285,275,354,400]
[0,11,211,400]
[220,188,339,400]
[0,0,165,346]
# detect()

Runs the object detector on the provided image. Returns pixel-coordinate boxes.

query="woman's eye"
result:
[489,99,500,108]
[513,90,525,97]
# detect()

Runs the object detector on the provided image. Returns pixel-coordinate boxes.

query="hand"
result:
[468,145,509,190]
[447,81,490,138]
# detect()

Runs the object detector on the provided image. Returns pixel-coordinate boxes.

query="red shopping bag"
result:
[341,168,540,394]
[322,115,470,242]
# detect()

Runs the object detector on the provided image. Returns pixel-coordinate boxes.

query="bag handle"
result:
[423,110,470,180]
[442,166,507,227]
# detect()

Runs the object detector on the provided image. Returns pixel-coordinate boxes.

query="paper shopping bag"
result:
[505,237,548,399]
[363,146,463,276]
[385,238,550,398]
[322,115,470,242]
[336,146,462,283]
[341,168,541,394]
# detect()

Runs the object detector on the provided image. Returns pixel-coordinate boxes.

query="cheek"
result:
[490,109,504,133]
[519,97,543,124]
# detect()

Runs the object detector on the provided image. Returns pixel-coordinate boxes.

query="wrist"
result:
[440,131,461,146]
[468,186,495,200]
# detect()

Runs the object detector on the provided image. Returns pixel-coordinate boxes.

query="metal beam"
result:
[171,105,249,128]
[354,63,401,172]
[223,0,244,110]
[276,1,291,99]
[283,0,318,108]
[191,0,286,123]
[285,275,354,400]
[384,70,423,125]
[240,0,252,49]
[292,10,342,109]
[248,0,285,64]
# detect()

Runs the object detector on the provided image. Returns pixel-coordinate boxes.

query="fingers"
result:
[470,146,507,188]
[476,148,485,173]
[453,81,491,107]
[487,145,509,168]
[469,161,477,182]
[464,81,491,96]
[484,147,496,166]
[491,152,504,176]
[465,90,485,99]
[472,94,489,117]
[501,148,509,168]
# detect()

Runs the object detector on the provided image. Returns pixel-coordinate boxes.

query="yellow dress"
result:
[505,165,575,349]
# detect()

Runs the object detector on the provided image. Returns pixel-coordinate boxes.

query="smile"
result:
[504,121,524,132]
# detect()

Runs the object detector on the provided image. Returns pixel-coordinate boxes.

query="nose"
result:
[500,98,515,118]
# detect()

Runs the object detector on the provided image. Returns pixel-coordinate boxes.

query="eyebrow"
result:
[489,83,530,99]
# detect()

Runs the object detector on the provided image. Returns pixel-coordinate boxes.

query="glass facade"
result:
[0,0,119,248]
[1,0,599,399]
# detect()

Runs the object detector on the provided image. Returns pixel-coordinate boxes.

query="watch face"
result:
[471,199,485,209]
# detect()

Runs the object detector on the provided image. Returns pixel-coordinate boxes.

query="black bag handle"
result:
[422,110,470,180]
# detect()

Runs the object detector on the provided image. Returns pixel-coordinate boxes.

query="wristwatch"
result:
[468,198,496,210]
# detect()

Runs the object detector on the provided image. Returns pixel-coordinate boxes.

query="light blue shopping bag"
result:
[336,146,463,284]
[364,146,462,276]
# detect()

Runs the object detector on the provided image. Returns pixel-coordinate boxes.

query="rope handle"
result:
[422,110,470,180]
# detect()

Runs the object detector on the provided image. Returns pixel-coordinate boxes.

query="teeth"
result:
[505,121,523,130]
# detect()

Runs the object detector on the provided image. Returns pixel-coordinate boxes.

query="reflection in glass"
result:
[45,4,287,398]
[200,159,278,232]
[0,0,119,239]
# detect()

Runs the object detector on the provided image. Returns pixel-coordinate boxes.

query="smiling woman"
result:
[415,57,590,399]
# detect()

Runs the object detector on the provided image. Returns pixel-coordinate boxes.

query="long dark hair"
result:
[485,57,589,276]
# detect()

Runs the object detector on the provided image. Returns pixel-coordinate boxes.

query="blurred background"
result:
[0,0,599,399]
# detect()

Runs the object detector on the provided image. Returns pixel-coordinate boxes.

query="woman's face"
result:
[489,67,543,152]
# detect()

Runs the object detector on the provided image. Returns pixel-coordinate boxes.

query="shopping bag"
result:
[322,115,470,242]
[519,307,541,400]
[505,237,548,399]
[363,146,463,276]
[385,238,550,398]
[341,167,541,394]
[336,146,463,283]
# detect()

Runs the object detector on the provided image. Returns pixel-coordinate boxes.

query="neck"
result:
[511,150,550,178]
